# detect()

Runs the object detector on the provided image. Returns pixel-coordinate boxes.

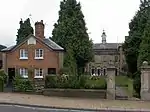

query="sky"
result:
[0,0,141,47]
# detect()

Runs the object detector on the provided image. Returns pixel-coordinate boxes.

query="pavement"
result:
[0,92,150,111]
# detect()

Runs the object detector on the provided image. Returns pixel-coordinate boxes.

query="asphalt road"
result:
[0,104,149,112]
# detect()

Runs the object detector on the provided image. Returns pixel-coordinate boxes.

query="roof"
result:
[1,35,64,52]
[0,45,7,51]
[93,43,122,50]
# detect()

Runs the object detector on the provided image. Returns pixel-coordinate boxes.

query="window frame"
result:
[20,49,28,59]
[35,49,44,59]
[34,68,43,78]
[19,68,28,78]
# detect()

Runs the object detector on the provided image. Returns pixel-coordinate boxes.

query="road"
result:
[0,104,149,112]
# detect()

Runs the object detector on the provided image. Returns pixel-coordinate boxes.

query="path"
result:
[0,93,150,111]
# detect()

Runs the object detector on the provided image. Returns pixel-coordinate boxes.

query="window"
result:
[20,49,28,59]
[34,68,43,78]
[48,68,56,75]
[19,68,28,78]
[35,49,44,59]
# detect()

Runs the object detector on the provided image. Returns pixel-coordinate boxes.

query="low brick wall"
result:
[43,89,106,99]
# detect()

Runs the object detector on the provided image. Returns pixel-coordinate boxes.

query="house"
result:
[0,45,7,69]
[86,30,126,76]
[1,20,64,82]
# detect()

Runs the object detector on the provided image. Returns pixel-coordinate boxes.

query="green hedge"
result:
[13,75,34,92]
[0,69,7,84]
[0,76,4,92]
[45,75,106,89]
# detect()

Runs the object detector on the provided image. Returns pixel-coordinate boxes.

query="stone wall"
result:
[140,61,150,101]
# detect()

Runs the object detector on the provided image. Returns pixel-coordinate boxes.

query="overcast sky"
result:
[0,0,140,46]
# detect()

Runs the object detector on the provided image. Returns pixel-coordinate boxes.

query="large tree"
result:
[123,0,150,75]
[138,14,150,67]
[52,0,93,75]
[16,18,34,44]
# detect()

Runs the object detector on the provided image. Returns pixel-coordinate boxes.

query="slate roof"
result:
[93,43,122,50]
[0,45,7,51]
[1,35,64,52]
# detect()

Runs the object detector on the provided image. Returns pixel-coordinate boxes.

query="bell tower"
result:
[101,30,107,44]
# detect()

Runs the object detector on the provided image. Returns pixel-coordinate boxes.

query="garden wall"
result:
[43,89,106,99]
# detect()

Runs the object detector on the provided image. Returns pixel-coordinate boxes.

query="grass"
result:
[115,76,133,97]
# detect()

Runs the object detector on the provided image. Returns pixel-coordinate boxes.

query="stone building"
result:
[86,30,125,76]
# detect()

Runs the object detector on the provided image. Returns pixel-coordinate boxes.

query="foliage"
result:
[0,69,7,84]
[45,75,106,89]
[0,76,4,92]
[13,75,34,92]
[133,71,141,98]
[16,18,34,44]
[138,14,150,67]
[123,0,150,75]
[51,0,94,74]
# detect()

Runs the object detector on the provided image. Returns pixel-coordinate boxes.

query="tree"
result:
[123,0,150,75]
[51,0,94,75]
[138,14,150,67]
[16,18,34,44]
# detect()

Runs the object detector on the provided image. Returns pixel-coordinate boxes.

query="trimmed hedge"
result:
[13,75,34,92]
[0,76,4,92]
[45,75,106,89]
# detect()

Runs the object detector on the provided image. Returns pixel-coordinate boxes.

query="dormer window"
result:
[35,49,44,59]
[20,49,28,59]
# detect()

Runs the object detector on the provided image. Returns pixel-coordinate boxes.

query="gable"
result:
[1,34,64,52]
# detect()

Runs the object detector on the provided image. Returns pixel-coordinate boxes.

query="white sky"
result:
[0,0,140,46]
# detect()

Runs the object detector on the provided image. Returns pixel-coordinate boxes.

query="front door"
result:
[8,68,15,84]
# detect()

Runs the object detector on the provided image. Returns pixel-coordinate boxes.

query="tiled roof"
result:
[43,38,64,51]
[93,43,122,50]
[1,45,16,52]
[0,45,7,51]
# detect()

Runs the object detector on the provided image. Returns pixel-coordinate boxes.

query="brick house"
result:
[1,20,64,82]
[0,45,7,69]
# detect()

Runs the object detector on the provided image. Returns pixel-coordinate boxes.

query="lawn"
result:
[115,76,133,97]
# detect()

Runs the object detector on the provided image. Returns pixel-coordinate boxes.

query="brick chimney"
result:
[35,20,45,39]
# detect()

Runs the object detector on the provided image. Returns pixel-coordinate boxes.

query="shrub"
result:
[45,75,107,89]
[86,76,107,89]
[0,69,7,84]
[13,75,34,92]
[133,71,141,98]
[0,76,4,92]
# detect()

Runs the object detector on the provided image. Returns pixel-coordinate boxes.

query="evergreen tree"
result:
[52,0,94,74]
[138,14,150,67]
[123,0,150,75]
[16,18,34,44]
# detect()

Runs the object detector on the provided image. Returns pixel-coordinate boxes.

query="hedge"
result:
[45,75,106,89]
[0,76,4,92]
[13,75,34,92]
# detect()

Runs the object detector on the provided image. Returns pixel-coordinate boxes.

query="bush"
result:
[0,69,7,84]
[133,71,141,98]
[45,75,107,89]
[0,76,4,92]
[13,75,34,92]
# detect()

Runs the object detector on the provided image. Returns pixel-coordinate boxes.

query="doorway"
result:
[8,68,15,84]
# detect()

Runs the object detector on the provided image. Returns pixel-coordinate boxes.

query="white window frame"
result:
[34,68,43,78]
[35,49,44,59]
[20,49,28,59]
[19,68,28,78]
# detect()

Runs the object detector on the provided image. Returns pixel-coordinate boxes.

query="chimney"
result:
[35,20,45,39]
